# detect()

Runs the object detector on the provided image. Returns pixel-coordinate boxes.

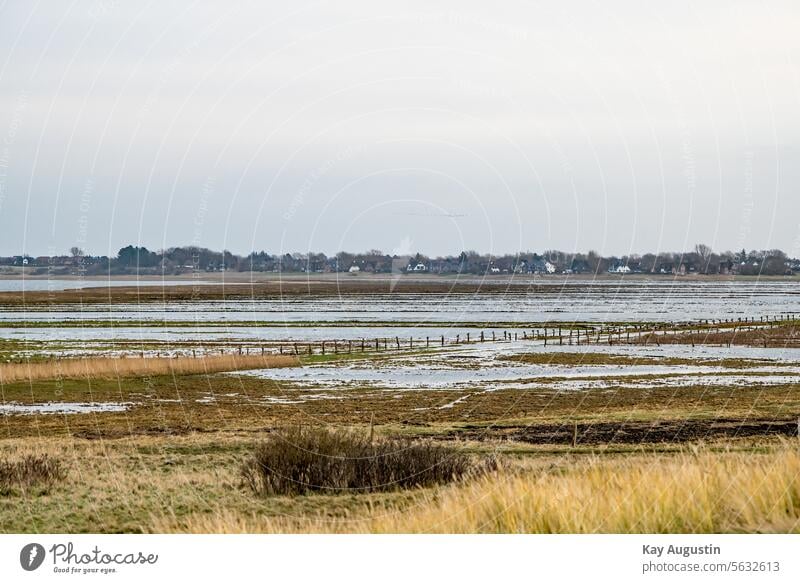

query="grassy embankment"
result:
[1,433,798,533]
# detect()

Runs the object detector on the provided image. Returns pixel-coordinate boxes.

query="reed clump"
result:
[241,426,480,496]
[0,454,66,495]
[0,354,298,384]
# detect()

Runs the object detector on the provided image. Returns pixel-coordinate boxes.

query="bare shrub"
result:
[0,454,67,495]
[241,427,479,496]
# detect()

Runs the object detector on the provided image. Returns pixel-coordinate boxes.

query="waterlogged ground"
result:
[0,325,502,344]
[0,402,130,415]
[1,280,799,450]
[234,341,800,396]
[0,278,211,292]
[2,280,799,326]
[3,325,800,423]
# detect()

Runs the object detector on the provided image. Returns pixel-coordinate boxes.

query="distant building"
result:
[407,263,428,272]
[348,265,360,273]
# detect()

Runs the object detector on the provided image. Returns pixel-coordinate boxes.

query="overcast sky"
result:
[1,1,798,257]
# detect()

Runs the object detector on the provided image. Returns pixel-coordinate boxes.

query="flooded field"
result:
[1,280,798,326]
[235,341,800,394]
[0,325,511,346]
[0,402,129,415]
[0,278,211,292]
[1,280,799,432]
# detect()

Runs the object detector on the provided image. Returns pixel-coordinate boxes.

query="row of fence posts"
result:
[127,312,798,358]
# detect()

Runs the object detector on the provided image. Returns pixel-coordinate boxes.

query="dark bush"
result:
[242,427,478,496]
[0,454,66,495]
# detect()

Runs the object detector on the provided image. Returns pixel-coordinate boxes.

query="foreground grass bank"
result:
[154,440,800,534]
[1,434,798,533]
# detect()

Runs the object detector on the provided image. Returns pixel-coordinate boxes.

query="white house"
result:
[611,264,631,274]
[544,261,556,274]
[348,265,360,273]
[407,263,428,272]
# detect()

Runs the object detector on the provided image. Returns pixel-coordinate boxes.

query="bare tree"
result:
[694,243,712,273]
[694,244,712,261]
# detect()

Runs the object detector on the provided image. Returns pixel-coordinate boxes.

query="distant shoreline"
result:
[0,271,797,283]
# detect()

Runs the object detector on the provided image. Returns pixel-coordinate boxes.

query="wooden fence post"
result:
[369,412,375,445]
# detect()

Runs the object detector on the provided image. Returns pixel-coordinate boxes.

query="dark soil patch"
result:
[443,417,800,445]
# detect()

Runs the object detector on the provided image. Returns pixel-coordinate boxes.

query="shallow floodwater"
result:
[0,279,209,292]
[0,402,129,415]
[0,325,496,343]
[2,280,798,326]
[234,341,800,392]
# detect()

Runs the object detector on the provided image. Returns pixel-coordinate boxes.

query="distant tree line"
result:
[1,244,798,277]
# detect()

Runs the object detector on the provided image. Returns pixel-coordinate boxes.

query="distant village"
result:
[1,244,798,277]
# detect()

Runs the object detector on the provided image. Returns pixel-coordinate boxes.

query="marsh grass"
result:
[241,426,480,496]
[0,454,66,495]
[500,352,768,368]
[0,353,297,383]
[175,441,800,533]
[637,322,800,348]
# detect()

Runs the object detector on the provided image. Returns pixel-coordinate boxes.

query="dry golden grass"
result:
[152,442,800,533]
[0,353,298,383]
[377,446,800,533]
